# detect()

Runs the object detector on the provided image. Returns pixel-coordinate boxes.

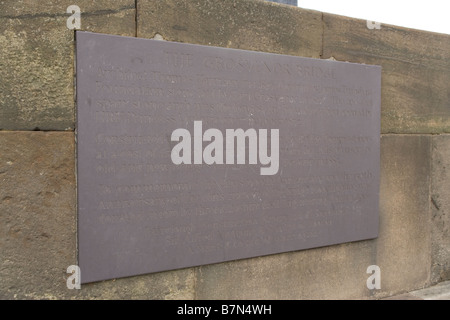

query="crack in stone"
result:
[431,197,440,210]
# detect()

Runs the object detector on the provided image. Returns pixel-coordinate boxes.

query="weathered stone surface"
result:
[0,1,135,131]
[195,240,376,299]
[0,18,74,131]
[0,132,76,299]
[77,268,195,300]
[431,135,450,283]
[78,5,135,36]
[382,293,424,300]
[323,14,450,134]
[0,0,135,17]
[0,132,196,299]
[137,0,322,57]
[409,280,450,300]
[385,280,450,300]
[376,135,431,297]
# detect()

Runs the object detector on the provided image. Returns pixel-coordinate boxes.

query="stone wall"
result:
[0,0,448,299]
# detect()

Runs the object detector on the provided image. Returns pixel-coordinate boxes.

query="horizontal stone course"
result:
[323,13,450,134]
[137,0,322,57]
[0,1,135,131]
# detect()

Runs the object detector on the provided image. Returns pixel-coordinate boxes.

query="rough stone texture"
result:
[0,0,135,17]
[431,135,450,283]
[0,18,74,131]
[323,14,450,134]
[385,280,450,300]
[0,1,135,131]
[0,132,76,299]
[0,132,195,299]
[409,280,450,300]
[137,0,322,57]
[195,240,376,299]
[382,293,423,300]
[375,135,431,298]
[77,268,195,300]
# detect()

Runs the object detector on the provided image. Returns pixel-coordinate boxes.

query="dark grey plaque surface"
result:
[76,31,381,283]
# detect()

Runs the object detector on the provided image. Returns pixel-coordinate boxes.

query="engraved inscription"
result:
[76,32,381,283]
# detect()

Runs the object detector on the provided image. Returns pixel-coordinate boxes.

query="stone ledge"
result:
[383,280,450,300]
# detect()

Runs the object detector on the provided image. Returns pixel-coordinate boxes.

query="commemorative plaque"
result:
[76,31,381,283]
